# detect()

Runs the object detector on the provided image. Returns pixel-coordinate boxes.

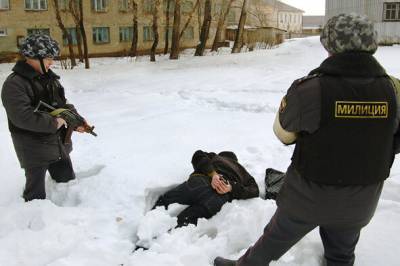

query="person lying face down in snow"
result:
[153,150,260,227]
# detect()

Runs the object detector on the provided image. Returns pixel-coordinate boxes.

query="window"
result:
[25,0,48,10]
[213,3,222,16]
[0,0,9,9]
[227,10,236,23]
[0,28,7,36]
[144,0,154,13]
[93,27,110,44]
[384,2,400,21]
[27,28,50,36]
[182,1,193,14]
[163,0,175,14]
[63,28,78,46]
[92,0,107,12]
[164,26,172,41]
[119,0,129,11]
[143,26,154,41]
[182,26,194,40]
[120,27,133,42]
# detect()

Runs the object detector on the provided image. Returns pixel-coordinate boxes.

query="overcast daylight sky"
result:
[280,0,326,16]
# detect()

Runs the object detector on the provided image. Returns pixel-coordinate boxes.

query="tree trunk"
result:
[179,0,200,40]
[164,0,171,54]
[194,0,211,56]
[78,0,90,68]
[232,0,248,53]
[170,0,181,60]
[151,0,160,62]
[53,0,76,68]
[211,0,234,52]
[69,0,83,62]
[130,0,139,57]
[75,25,84,62]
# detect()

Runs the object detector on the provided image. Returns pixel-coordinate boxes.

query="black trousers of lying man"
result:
[154,150,259,227]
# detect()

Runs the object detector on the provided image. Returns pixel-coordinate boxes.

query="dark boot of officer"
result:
[214,257,237,266]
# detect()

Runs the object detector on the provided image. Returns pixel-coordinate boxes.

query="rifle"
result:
[34,101,97,143]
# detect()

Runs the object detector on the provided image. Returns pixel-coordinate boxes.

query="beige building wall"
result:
[277,11,302,33]
[0,0,226,57]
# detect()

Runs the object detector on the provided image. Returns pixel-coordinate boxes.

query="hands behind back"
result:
[211,173,232,195]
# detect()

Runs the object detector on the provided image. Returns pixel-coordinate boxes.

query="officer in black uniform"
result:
[1,34,89,201]
[214,13,400,266]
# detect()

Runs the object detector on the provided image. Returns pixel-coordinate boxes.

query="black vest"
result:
[293,54,397,185]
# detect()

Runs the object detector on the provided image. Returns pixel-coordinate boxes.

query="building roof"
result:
[303,16,325,28]
[276,1,304,13]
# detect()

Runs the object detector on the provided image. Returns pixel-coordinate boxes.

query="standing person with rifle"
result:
[1,34,95,202]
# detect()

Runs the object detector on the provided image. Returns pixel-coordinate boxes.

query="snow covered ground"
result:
[1,37,400,266]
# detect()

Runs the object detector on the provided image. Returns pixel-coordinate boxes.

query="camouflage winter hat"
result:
[20,34,60,59]
[320,13,378,54]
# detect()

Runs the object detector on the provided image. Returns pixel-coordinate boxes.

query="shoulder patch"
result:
[294,73,321,85]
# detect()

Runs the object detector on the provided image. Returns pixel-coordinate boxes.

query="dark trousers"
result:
[155,175,229,227]
[23,157,76,201]
[238,208,361,266]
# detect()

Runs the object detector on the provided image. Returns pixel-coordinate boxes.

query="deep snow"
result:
[0,37,399,266]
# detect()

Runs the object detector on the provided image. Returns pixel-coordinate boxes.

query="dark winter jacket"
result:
[276,53,400,227]
[191,150,259,200]
[1,60,76,169]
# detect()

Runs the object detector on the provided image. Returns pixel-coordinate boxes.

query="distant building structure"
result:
[302,15,325,36]
[326,0,400,44]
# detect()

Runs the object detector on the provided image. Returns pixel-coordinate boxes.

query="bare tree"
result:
[151,0,161,61]
[232,0,248,53]
[78,0,89,68]
[130,0,139,57]
[179,0,200,40]
[53,0,76,68]
[164,0,172,54]
[170,0,181,60]
[248,0,272,27]
[211,0,234,52]
[70,0,89,68]
[69,1,83,62]
[195,0,211,56]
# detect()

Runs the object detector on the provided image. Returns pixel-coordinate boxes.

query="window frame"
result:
[163,0,175,14]
[143,26,154,42]
[182,0,193,15]
[0,0,10,10]
[92,27,110,44]
[143,0,155,14]
[182,26,194,40]
[119,26,133,42]
[119,0,129,11]
[25,0,48,11]
[62,28,78,46]
[92,0,107,12]
[0,28,7,36]
[383,2,400,21]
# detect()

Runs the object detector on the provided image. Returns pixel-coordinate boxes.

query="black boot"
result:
[214,257,237,266]
[152,196,168,210]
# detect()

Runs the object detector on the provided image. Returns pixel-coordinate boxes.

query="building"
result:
[0,0,222,59]
[225,0,303,45]
[275,1,304,34]
[326,0,400,44]
[302,15,325,36]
